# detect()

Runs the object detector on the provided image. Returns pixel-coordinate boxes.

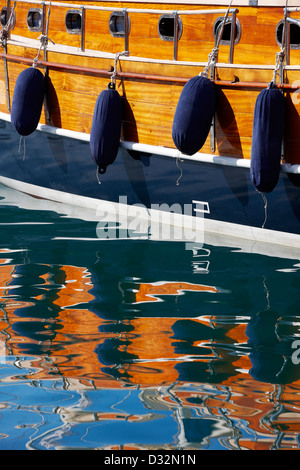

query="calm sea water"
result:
[0,183,299,452]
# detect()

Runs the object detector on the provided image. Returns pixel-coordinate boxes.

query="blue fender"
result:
[250,84,285,193]
[11,67,45,136]
[172,75,216,156]
[90,84,122,174]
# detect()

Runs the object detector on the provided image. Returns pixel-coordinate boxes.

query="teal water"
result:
[0,184,299,451]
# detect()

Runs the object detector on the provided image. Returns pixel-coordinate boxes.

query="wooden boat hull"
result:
[0,1,299,246]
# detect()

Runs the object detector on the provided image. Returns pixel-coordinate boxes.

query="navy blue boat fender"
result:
[11,67,46,136]
[90,82,122,176]
[250,82,285,193]
[172,74,216,156]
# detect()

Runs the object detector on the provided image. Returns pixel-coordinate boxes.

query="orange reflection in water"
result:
[134,281,220,303]
[1,255,300,449]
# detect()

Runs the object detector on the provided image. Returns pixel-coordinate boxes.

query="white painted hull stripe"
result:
[0,174,299,249]
[0,112,299,175]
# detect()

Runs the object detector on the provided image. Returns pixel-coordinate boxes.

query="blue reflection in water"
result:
[0,184,299,450]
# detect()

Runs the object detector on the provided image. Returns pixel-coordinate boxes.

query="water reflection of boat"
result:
[0,246,300,449]
[0,1,299,248]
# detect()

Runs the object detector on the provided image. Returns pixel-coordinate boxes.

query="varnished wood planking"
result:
[0,57,277,160]
[7,3,298,65]
[44,66,256,138]
[46,67,109,97]
[43,69,256,158]
[1,1,300,163]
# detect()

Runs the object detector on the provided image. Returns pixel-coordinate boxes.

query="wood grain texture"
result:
[0,1,299,164]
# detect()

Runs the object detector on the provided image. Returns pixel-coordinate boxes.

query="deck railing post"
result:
[173,10,178,61]
[229,9,237,64]
[124,8,129,53]
[4,0,12,111]
[6,0,11,39]
[285,10,290,66]
[81,5,85,52]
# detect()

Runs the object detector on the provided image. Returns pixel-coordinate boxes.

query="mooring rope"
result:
[175,156,184,186]
[110,50,130,87]
[201,0,234,78]
[271,0,288,86]
[259,191,268,229]
[0,1,16,46]
[33,0,54,67]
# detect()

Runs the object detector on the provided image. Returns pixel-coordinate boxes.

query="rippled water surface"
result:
[0,184,299,451]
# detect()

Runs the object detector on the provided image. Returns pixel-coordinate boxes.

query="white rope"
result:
[110,51,130,87]
[96,168,101,184]
[33,0,54,67]
[272,0,287,85]
[271,50,285,85]
[0,1,16,46]
[201,0,234,78]
[258,191,268,229]
[175,157,184,186]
